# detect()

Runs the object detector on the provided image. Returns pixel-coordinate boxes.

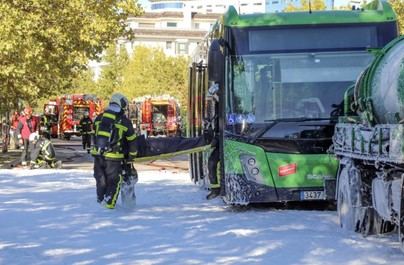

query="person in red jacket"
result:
[16,106,38,166]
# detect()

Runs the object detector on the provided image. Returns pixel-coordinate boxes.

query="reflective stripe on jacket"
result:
[91,110,137,160]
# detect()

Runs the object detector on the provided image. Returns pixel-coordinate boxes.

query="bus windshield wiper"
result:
[249,117,333,143]
[226,117,334,144]
[247,121,279,144]
[224,130,251,141]
[264,117,332,122]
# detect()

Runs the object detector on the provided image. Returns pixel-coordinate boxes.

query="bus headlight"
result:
[248,158,256,166]
[240,155,265,185]
[251,167,259,175]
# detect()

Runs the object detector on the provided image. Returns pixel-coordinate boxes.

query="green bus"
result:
[188,0,398,205]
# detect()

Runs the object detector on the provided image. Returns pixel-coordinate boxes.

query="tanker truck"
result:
[333,36,404,250]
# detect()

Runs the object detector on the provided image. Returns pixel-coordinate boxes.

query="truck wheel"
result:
[359,207,375,236]
[399,174,404,252]
[337,165,358,231]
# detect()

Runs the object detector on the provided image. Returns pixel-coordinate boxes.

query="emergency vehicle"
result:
[44,94,103,139]
[129,95,181,137]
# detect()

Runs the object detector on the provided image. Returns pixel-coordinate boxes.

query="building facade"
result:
[266,0,335,12]
[348,0,365,9]
[149,0,266,14]
[123,0,269,58]
[123,11,219,57]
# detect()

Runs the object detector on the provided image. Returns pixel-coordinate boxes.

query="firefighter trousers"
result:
[93,156,123,208]
[82,134,91,150]
[208,146,220,188]
[21,139,30,164]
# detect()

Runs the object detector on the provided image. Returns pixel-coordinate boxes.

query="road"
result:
[0,136,190,171]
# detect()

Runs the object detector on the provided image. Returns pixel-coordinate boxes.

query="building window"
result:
[254,2,262,5]
[241,3,248,6]
[193,23,200,29]
[151,2,183,10]
[272,0,279,3]
[166,41,173,50]
[167,22,177,28]
[176,43,188,55]
[138,22,155,28]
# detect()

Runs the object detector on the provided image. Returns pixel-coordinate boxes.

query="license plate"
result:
[301,191,324,200]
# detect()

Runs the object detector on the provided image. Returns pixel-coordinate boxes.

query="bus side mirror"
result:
[208,39,225,84]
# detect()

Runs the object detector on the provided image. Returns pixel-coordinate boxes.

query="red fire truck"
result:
[129,95,181,137]
[44,94,103,139]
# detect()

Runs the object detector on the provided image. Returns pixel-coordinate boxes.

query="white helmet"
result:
[29,132,39,142]
[110,93,129,109]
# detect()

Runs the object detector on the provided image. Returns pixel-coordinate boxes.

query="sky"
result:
[0,168,403,264]
[138,0,150,9]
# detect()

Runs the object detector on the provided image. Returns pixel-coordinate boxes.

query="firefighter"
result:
[90,93,211,209]
[79,111,93,153]
[206,82,221,200]
[40,110,51,140]
[16,107,38,166]
[91,92,138,209]
[29,132,62,169]
[206,136,221,199]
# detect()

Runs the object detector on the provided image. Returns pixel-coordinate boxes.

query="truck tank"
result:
[355,36,404,124]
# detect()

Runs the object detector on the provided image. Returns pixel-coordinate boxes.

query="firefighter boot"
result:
[206,188,220,200]
[54,160,62,169]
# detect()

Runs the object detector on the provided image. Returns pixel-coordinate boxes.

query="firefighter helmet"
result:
[110,93,128,109]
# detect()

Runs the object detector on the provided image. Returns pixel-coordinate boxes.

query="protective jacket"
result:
[17,116,38,140]
[91,109,137,160]
[30,138,56,162]
[79,116,93,135]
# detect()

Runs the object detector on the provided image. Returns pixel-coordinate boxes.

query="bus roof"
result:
[223,1,396,28]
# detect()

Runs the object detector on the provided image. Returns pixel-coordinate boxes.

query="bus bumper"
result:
[223,173,336,205]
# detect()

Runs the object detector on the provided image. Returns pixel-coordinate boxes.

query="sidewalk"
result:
[0,148,22,169]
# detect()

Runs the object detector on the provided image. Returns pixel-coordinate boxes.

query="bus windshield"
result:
[226,51,373,134]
